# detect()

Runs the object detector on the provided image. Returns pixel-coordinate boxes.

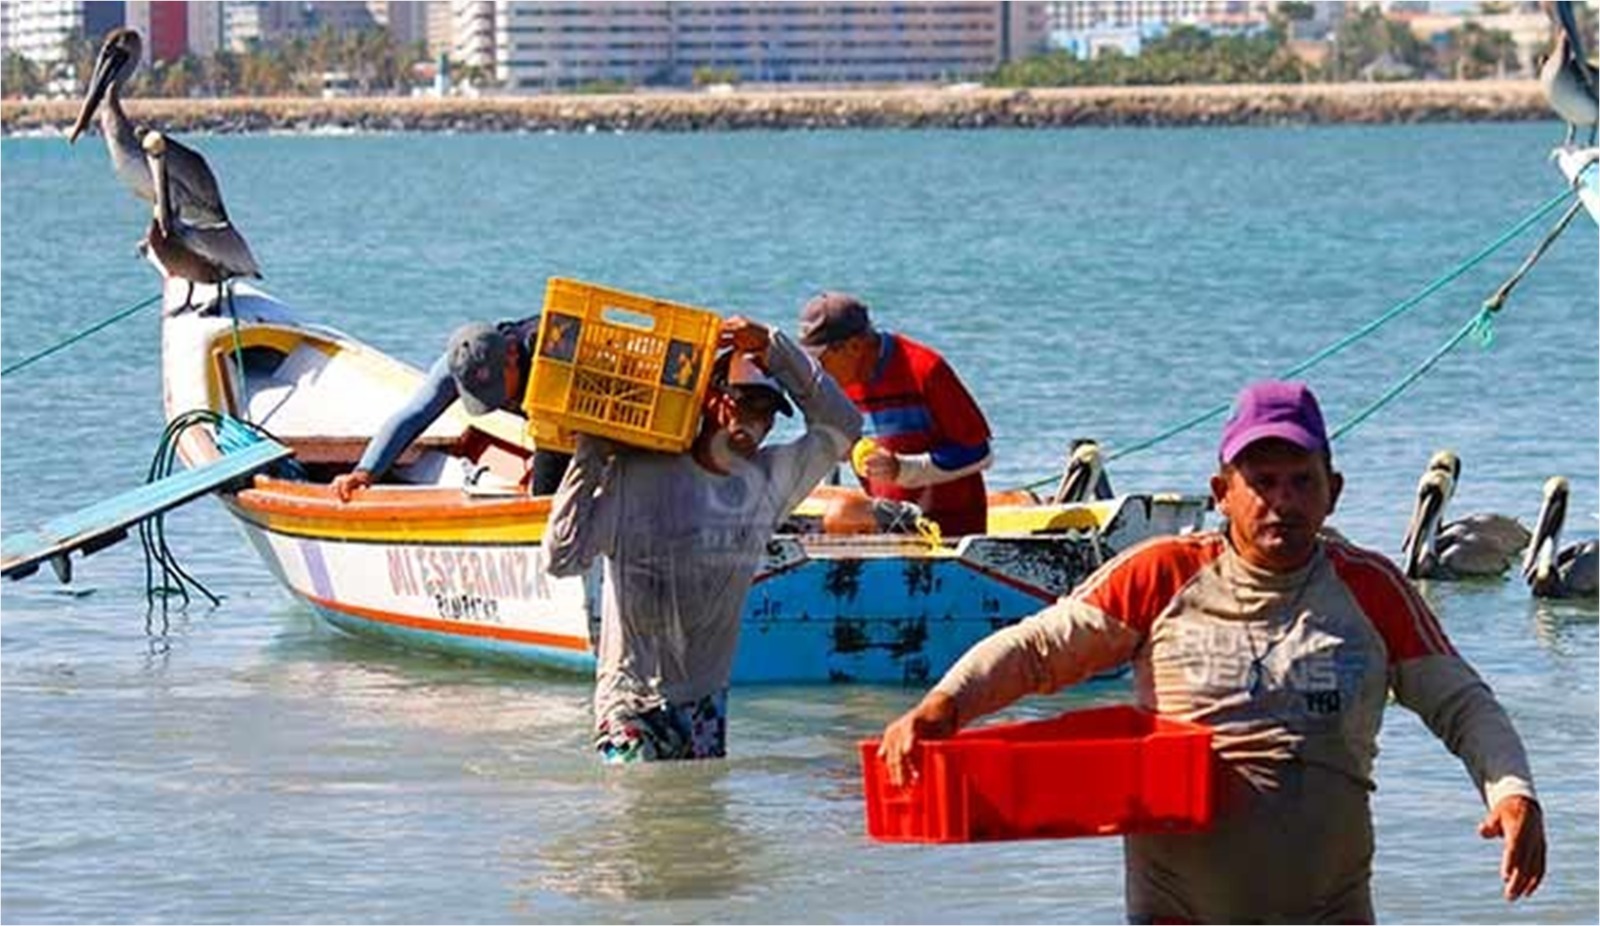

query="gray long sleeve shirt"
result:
[544,330,862,721]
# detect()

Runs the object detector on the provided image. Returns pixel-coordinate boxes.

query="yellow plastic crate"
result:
[524,278,722,454]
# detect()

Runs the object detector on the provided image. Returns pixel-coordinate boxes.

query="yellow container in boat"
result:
[524,278,722,454]
[851,437,879,477]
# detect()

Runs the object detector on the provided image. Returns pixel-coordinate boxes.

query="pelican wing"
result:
[1442,513,1531,553]
[179,223,262,280]
[161,135,230,226]
[1556,540,1599,596]
[1555,1,1599,93]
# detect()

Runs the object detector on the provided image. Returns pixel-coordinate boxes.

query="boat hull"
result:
[163,282,1209,686]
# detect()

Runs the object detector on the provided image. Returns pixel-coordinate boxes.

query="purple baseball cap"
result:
[1218,380,1329,464]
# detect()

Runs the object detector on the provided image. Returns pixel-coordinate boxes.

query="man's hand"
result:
[877,691,958,788]
[862,447,901,484]
[331,469,373,503]
[719,316,772,367]
[1479,794,1545,901]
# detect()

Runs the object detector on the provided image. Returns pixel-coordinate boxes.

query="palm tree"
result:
[2,51,43,98]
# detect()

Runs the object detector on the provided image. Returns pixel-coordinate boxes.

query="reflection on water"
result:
[1529,597,1600,654]
[525,762,752,903]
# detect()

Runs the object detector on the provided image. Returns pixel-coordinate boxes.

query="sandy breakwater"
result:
[1,81,1551,135]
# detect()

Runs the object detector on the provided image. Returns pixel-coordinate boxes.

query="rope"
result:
[1482,198,1587,314]
[1327,306,1494,442]
[0,293,161,378]
[1329,194,1587,442]
[141,409,293,619]
[1016,184,1578,492]
[225,284,250,423]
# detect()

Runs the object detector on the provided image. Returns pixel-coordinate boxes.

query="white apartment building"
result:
[485,1,1049,91]
[452,0,496,69]
[1045,1,1272,32]
[2,0,84,65]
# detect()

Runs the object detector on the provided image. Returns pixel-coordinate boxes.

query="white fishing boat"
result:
[143,275,1207,685]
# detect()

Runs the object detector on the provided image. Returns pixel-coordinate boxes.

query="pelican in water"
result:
[1523,476,1598,599]
[1401,451,1530,580]
[142,132,261,308]
[69,28,259,298]
[1053,439,1113,505]
[1540,1,1599,146]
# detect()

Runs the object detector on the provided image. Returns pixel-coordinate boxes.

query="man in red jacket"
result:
[797,292,993,536]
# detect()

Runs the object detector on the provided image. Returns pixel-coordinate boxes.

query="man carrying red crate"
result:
[544,317,862,763]
[878,379,1545,922]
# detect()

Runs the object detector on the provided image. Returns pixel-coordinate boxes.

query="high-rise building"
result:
[2,1,85,65]
[376,0,433,49]
[486,2,1050,92]
[1044,1,1271,32]
[219,0,381,51]
[425,0,454,58]
[84,1,126,44]
[452,1,494,70]
[126,1,189,62]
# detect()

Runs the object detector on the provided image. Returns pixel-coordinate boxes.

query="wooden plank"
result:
[2,439,293,580]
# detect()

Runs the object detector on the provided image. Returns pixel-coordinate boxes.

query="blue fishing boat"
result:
[145,274,1207,685]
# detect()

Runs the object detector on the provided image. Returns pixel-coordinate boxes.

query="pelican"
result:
[1053,439,1113,505]
[1400,450,1530,580]
[69,28,259,288]
[1540,1,1599,146]
[1523,476,1598,599]
[142,132,261,309]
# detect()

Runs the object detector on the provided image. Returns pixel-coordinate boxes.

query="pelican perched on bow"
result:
[1052,439,1114,505]
[68,28,259,297]
[1401,451,1530,580]
[1523,476,1598,599]
[1540,1,1599,146]
[142,132,260,308]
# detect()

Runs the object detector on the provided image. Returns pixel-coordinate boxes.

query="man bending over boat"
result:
[879,380,1545,922]
[332,318,573,501]
[544,317,861,763]
[797,292,993,536]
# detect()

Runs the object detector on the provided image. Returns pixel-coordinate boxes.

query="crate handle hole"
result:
[601,306,659,331]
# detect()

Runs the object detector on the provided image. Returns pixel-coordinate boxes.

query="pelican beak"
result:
[68,42,126,144]
[1402,478,1445,579]
[1055,442,1103,505]
[1523,479,1568,587]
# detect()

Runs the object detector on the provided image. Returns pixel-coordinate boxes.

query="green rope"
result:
[0,293,162,378]
[226,284,250,423]
[1327,305,1495,442]
[1016,184,1578,492]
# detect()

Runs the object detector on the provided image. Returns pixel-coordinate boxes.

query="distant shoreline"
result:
[1,81,1553,135]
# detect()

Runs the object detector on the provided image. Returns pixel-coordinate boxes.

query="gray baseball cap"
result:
[447,322,513,416]
[798,292,872,349]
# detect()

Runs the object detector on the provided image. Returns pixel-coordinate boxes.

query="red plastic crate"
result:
[859,705,1214,843]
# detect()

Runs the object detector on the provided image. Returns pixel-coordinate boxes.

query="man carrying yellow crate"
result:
[544,317,862,763]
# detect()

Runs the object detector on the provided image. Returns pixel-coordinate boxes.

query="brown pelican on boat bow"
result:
[141,131,261,309]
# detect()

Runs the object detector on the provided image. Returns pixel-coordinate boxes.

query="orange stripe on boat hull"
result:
[224,480,552,544]
[301,591,590,653]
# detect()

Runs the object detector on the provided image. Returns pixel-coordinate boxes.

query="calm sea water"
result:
[2,124,1595,924]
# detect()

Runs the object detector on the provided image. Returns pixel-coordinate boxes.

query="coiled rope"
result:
[142,410,293,619]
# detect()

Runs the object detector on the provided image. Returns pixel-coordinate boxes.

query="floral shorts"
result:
[595,690,728,764]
